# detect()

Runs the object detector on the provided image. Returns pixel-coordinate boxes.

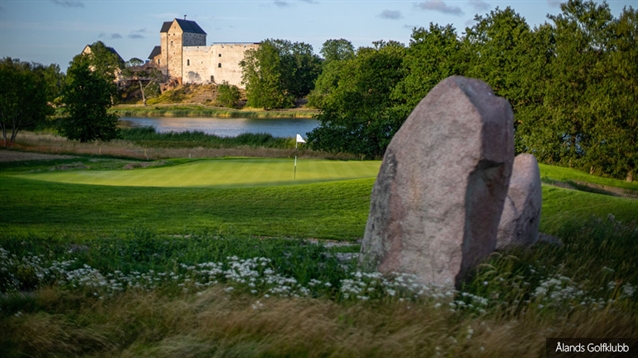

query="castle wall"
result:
[166,21,184,81]
[183,46,213,84]
[210,43,259,88]
[159,33,169,75]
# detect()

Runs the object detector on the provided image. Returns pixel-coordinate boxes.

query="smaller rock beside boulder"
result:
[496,153,542,249]
[359,76,514,288]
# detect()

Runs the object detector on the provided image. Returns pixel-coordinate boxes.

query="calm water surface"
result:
[120,117,320,138]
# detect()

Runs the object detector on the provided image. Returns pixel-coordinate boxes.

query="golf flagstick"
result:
[295,134,306,179]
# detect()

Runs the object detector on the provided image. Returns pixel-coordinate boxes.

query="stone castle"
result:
[147,18,259,88]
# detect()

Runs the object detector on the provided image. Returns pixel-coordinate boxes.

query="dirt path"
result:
[0,149,75,162]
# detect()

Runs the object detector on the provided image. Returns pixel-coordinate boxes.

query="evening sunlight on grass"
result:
[1,154,637,356]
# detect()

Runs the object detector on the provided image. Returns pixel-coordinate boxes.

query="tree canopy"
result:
[0,58,53,146]
[59,57,119,142]
[121,57,165,106]
[75,41,124,83]
[240,39,321,109]
[307,41,406,159]
[306,0,637,180]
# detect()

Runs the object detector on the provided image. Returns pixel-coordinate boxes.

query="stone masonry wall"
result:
[183,46,213,84]
[166,22,184,80]
[210,43,259,88]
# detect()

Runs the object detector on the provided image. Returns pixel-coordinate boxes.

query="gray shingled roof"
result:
[160,19,207,35]
[160,21,172,33]
[148,46,161,59]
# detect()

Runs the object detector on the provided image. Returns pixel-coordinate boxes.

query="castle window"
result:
[171,41,173,46]
[218,53,222,57]
[218,63,222,68]
[187,59,190,66]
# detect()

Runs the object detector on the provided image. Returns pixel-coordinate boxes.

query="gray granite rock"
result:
[496,153,542,249]
[359,76,514,288]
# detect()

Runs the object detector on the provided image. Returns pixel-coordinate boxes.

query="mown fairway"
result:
[1,155,637,240]
[13,158,381,187]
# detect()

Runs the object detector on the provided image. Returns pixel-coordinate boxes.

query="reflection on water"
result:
[120,117,320,138]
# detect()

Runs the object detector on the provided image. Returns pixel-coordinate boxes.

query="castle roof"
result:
[148,46,161,60]
[160,19,207,35]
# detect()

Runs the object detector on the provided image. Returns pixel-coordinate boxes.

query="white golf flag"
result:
[296,134,306,143]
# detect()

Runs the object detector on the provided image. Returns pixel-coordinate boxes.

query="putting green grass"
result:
[14,158,382,188]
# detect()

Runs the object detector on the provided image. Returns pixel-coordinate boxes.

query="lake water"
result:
[120,117,320,138]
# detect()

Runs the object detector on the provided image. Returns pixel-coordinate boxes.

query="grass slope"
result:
[540,163,638,194]
[1,157,636,240]
[0,175,374,239]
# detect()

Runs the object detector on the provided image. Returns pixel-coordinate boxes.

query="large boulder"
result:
[359,76,514,288]
[496,153,542,249]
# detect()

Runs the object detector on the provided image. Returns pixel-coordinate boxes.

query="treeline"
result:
[0,59,64,146]
[242,0,636,180]
[1,41,165,145]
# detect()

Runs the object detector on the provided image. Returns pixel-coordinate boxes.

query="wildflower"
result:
[622,283,635,298]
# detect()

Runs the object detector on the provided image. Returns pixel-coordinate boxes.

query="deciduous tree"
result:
[308,39,355,109]
[122,57,164,106]
[0,58,51,146]
[391,24,468,120]
[307,41,406,158]
[240,39,321,109]
[59,58,119,142]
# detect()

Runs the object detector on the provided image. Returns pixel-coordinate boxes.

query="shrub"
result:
[215,81,241,108]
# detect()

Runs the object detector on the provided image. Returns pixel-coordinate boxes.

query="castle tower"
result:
[156,18,207,82]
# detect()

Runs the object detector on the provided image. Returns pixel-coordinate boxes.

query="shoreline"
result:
[110,105,319,119]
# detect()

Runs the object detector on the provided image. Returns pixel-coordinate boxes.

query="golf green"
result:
[15,158,382,187]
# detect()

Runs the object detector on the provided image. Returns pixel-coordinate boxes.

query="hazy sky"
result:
[0,0,635,72]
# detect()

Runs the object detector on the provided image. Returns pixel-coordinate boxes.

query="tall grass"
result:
[1,215,636,357]
[10,131,357,160]
[111,104,318,119]
[119,126,293,149]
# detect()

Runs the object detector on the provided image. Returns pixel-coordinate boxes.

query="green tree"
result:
[281,41,322,99]
[463,7,547,153]
[76,41,124,82]
[320,38,355,64]
[121,58,165,106]
[307,41,406,158]
[600,6,637,181]
[215,81,241,108]
[35,63,65,105]
[464,8,531,105]
[240,39,321,109]
[391,24,468,120]
[513,0,636,181]
[59,58,119,142]
[308,39,355,109]
[0,58,51,146]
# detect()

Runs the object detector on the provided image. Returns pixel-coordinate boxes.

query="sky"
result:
[0,0,635,73]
